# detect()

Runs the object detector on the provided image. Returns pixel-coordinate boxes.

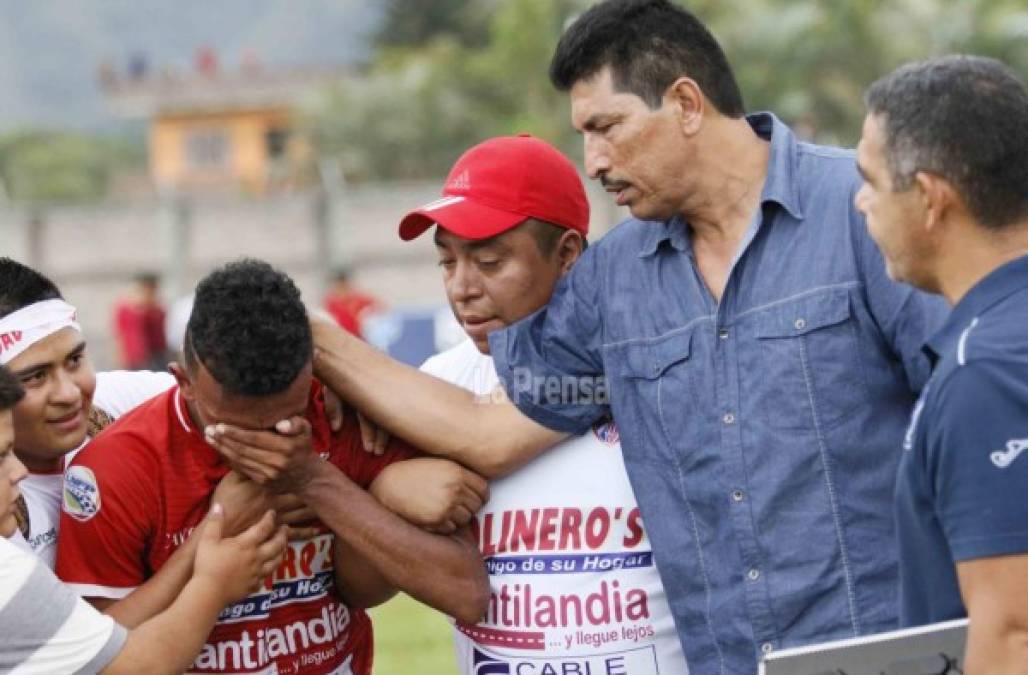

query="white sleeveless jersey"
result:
[421,340,688,675]
[9,370,175,568]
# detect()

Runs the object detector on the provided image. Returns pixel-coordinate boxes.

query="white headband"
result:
[0,299,82,366]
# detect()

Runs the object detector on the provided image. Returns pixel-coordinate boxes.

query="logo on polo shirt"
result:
[990,438,1028,469]
[63,465,101,521]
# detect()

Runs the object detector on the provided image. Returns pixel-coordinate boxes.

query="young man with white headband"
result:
[395,135,688,673]
[0,258,174,569]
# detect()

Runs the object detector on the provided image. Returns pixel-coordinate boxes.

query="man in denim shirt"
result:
[306,1,947,672]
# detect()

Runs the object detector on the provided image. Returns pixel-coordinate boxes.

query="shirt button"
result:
[794,318,806,330]
[731,490,745,502]
[747,568,761,581]
[723,412,736,425]
[718,327,730,340]
[761,642,774,655]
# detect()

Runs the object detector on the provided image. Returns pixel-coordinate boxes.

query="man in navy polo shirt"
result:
[856,55,1028,672]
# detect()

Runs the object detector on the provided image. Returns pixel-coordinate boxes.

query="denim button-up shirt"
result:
[490,113,949,674]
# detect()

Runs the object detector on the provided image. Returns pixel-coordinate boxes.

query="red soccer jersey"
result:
[56,382,411,675]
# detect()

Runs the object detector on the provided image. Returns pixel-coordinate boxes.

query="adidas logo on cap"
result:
[447,170,471,191]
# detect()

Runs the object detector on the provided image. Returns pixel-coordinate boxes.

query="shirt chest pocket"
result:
[749,288,868,431]
[606,328,696,461]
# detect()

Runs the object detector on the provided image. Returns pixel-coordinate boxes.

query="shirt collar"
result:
[639,214,690,257]
[923,253,1028,365]
[752,111,804,221]
[640,112,803,258]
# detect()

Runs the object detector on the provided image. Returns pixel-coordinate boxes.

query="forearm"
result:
[313,322,559,477]
[300,461,488,623]
[964,617,1028,674]
[332,539,398,609]
[103,534,197,628]
[103,577,225,675]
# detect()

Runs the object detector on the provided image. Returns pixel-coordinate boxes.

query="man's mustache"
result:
[600,176,631,191]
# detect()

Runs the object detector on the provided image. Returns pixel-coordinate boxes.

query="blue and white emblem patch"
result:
[63,465,101,522]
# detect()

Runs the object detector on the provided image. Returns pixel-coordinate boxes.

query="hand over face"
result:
[205,416,319,491]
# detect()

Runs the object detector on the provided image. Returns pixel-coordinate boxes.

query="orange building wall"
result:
[148,108,292,193]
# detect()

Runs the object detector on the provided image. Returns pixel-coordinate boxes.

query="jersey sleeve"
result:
[328,415,417,488]
[928,360,1028,562]
[0,539,127,673]
[56,432,159,599]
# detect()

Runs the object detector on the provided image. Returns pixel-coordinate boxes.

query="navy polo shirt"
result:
[897,254,1028,626]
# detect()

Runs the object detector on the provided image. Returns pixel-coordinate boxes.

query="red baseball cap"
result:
[398,134,589,241]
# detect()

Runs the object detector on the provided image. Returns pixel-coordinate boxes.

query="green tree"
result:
[375,0,497,49]
[312,0,1028,181]
[311,0,586,181]
[0,131,142,204]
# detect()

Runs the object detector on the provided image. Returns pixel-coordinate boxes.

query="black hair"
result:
[865,55,1028,230]
[135,272,160,287]
[523,219,568,257]
[0,365,25,411]
[550,0,744,116]
[0,258,63,319]
[184,259,312,396]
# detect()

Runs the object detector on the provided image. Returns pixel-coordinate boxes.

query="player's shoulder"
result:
[78,389,175,469]
[93,370,175,420]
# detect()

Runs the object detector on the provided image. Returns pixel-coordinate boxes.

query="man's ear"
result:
[915,171,959,233]
[665,76,705,136]
[168,362,194,400]
[555,230,585,277]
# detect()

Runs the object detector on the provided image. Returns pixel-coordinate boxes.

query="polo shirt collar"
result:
[924,253,1028,365]
[640,111,803,258]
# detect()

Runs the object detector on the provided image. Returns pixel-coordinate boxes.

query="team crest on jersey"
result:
[63,465,101,521]
[592,419,620,445]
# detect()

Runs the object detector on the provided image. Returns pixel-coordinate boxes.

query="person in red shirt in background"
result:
[113,272,170,370]
[323,268,382,339]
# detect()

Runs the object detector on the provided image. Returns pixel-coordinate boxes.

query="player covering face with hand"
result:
[0,361,289,675]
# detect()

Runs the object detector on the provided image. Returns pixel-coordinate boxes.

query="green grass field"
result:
[370,594,457,674]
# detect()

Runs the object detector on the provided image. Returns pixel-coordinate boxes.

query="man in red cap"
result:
[396,135,689,673]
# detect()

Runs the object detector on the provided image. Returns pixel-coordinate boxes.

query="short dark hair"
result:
[550,0,744,116]
[0,258,63,319]
[0,365,25,411]
[522,219,571,256]
[184,259,312,396]
[865,55,1028,230]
